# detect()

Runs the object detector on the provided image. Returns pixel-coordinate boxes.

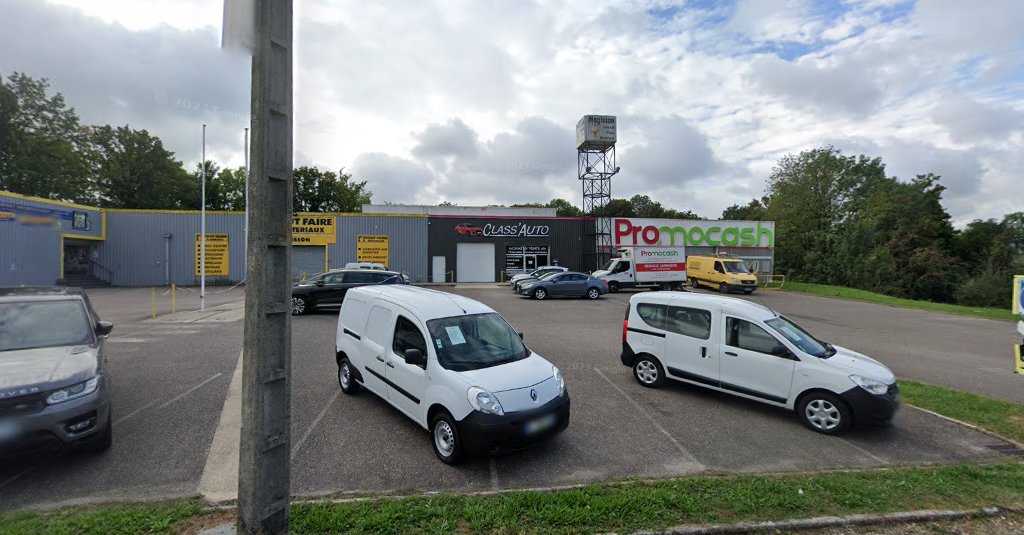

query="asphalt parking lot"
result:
[1,285,1019,510]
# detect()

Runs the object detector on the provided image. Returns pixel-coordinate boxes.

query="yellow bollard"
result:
[171,284,177,314]
[151,288,156,319]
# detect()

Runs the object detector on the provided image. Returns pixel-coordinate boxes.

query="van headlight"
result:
[552,366,565,397]
[46,376,100,405]
[467,387,504,415]
[729,278,739,284]
[849,375,889,395]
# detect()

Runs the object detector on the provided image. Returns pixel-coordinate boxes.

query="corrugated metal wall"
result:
[327,216,428,283]
[99,211,246,287]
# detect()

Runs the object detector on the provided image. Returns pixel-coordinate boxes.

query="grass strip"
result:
[780,282,1016,322]
[0,499,203,535]
[901,380,1024,444]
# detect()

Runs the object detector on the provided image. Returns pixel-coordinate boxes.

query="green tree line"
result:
[723,146,1022,308]
[0,72,371,212]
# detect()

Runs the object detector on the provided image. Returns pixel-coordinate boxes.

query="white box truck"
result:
[592,246,687,292]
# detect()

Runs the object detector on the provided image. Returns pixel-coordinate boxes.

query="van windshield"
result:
[426,313,529,371]
[765,316,833,358]
[722,261,751,273]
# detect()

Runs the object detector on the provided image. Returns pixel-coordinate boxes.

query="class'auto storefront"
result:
[427,216,596,283]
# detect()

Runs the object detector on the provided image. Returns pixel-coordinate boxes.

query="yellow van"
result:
[687,255,758,294]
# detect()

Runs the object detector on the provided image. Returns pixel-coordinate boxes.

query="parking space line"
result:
[113,398,161,426]
[489,459,499,491]
[291,390,341,460]
[0,467,35,491]
[838,438,887,464]
[594,368,705,470]
[157,372,223,409]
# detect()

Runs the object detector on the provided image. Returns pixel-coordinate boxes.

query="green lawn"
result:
[901,380,1024,444]
[780,282,1017,321]
[5,462,1024,535]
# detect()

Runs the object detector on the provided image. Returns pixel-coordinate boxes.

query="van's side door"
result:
[663,304,718,385]
[386,310,429,423]
[359,302,395,396]
[719,317,795,404]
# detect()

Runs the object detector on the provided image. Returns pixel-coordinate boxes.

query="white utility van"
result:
[593,246,687,292]
[621,292,898,434]
[335,285,570,463]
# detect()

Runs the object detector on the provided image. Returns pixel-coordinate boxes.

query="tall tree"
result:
[0,72,92,202]
[546,198,583,217]
[89,125,194,209]
[722,198,769,220]
[206,166,246,211]
[292,166,371,212]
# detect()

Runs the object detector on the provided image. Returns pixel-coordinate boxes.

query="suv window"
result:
[392,316,427,358]
[665,306,711,339]
[345,271,376,284]
[322,273,344,284]
[635,303,666,330]
[372,272,397,283]
[726,317,787,355]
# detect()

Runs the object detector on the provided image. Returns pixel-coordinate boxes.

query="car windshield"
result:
[537,272,561,280]
[0,300,95,352]
[765,316,833,358]
[722,261,750,273]
[426,313,529,371]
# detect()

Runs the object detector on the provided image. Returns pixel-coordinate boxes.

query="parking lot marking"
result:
[489,459,499,491]
[199,352,244,503]
[594,368,706,470]
[157,372,223,409]
[113,398,161,426]
[0,467,35,491]
[838,438,887,464]
[291,389,341,460]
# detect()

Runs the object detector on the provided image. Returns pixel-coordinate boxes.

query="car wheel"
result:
[291,296,309,315]
[586,287,601,299]
[431,411,464,465]
[633,356,665,388]
[80,414,112,453]
[798,392,852,435]
[718,283,729,294]
[690,279,700,289]
[659,283,673,291]
[608,281,619,293]
[338,358,360,394]
[533,288,547,300]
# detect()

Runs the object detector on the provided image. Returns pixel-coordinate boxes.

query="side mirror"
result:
[404,348,427,368]
[315,280,325,287]
[517,331,524,340]
[96,320,114,337]
[772,345,795,360]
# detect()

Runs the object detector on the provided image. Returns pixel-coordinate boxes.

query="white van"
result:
[621,292,898,434]
[335,285,570,463]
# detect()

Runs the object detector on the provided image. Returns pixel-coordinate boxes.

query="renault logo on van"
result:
[530,389,538,401]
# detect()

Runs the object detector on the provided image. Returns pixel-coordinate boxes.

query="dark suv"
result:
[291,269,405,315]
[0,287,114,458]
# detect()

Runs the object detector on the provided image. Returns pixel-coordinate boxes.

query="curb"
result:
[632,505,1022,535]
[906,404,1024,450]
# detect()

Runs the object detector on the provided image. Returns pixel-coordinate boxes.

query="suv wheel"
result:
[338,358,360,394]
[586,287,600,299]
[798,393,851,435]
[291,296,309,315]
[533,288,547,300]
[633,356,665,388]
[431,411,464,465]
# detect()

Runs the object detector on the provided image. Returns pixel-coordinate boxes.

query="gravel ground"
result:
[797,510,1024,534]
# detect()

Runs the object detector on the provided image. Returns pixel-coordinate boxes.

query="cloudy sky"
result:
[2,0,1021,223]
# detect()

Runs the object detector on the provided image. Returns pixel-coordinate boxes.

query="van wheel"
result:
[659,283,672,291]
[798,393,851,435]
[690,279,699,289]
[431,411,464,465]
[338,358,360,394]
[291,296,309,315]
[633,356,665,388]
[586,287,601,299]
[533,288,547,300]
[608,282,619,293]
[718,283,729,294]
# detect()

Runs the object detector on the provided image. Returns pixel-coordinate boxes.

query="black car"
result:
[291,269,405,315]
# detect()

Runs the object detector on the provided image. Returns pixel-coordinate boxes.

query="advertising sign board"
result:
[631,246,686,283]
[195,233,229,276]
[576,115,617,150]
[611,218,775,248]
[292,216,336,245]
[356,235,389,266]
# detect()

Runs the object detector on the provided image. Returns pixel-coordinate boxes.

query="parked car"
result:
[687,255,757,294]
[335,285,570,464]
[344,262,386,270]
[621,292,898,434]
[455,223,483,236]
[292,268,404,315]
[518,271,609,300]
[509,266,568,290]
[512,270,561,294]
[0,287,114,458]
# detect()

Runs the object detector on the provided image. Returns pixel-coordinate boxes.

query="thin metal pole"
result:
[201,124,207,312]
[244,127,250,280]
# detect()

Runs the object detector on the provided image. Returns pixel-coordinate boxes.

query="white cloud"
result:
[3,0,1022,222]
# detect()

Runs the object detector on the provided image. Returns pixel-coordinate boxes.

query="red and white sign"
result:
[637,262,685,272]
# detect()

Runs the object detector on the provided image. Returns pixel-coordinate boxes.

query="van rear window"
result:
[636,303,666,330]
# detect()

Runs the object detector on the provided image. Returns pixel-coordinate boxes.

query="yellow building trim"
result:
[105,208,245,215]
[0,190,100,211]
[330,212,428,218]
[324,245,329,273]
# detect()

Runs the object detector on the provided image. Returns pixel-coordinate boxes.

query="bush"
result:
[955,271,1013,308]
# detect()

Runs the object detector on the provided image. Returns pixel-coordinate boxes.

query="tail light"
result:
[622,319,629,343]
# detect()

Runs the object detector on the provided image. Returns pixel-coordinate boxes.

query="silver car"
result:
[0,287,113,457]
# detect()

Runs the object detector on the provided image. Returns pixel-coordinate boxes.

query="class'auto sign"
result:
[612,218,775,248]
[292,216,336,245]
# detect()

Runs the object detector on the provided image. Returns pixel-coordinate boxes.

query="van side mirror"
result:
[96,320,114,337]
[404,348,427,368]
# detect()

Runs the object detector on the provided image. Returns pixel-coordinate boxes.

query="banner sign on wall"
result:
[611,218,775,247]
[1013,275,1023,317]
[292,216,336,245]
[195,233,229,276]
[0,199,91,230]
[356,235,389,266]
